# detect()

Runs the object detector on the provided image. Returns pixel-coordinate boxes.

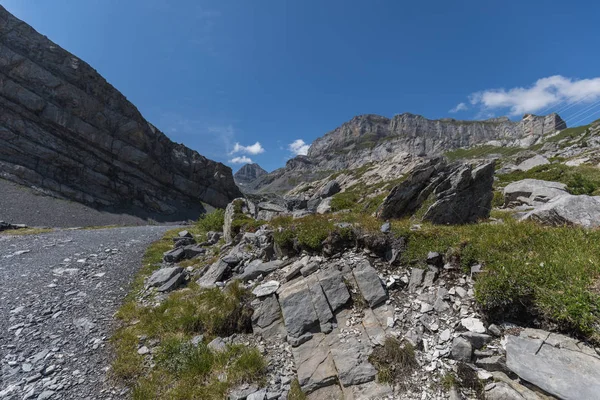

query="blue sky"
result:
[3,0,600,172]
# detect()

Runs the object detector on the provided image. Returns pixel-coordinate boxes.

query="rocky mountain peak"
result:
[234,163,268,185]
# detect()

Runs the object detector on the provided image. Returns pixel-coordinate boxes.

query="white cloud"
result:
[449,102,468,113]
[229,156,253,164]
[288,139,310,156]
[230,141,265,155]
[468,75,600,117]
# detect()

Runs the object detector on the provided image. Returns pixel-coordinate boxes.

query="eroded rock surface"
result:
[0,6,241,216]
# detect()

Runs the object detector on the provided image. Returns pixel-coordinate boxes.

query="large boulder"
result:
[423,161,495,224]
[377,158,495,224]
[516,155,550,171]
[521,194,600,228]
[503,179,568,206]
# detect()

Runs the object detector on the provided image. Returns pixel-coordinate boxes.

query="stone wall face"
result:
[0,6,241,213]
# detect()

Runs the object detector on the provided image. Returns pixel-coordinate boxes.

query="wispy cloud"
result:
[230,142,265,155]
[449,102,468,113]
[288,139,310,156]
[467,75,600,117]
[229,156,252,164]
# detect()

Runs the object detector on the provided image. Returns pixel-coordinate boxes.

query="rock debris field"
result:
[0,226,174,400]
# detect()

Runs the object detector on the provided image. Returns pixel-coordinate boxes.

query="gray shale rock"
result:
[352,260,387,307]
[506,329,600,400]
[521,194,600,228]
[147,267,183,288]
[0,6,241,214]
[377,158,495,224]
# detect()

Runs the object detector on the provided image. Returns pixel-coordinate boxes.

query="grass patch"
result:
[197,208,225,232]
[444,145,522,161]
[131,339,266,399]
[497,163,600,195]
[0,227,53,236]
[288,379,307,400]
[369,337,418,388]
[111,208,266,398]
[392,218,600,341]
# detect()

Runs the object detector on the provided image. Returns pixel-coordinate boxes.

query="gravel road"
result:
[0,226,175,400]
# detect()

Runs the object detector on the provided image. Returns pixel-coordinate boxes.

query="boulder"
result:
[503,179,568,206]
[157,272,186,292]
[521,194,600,228]
[316,198,332,214]
[147,267,183,288]
[238,260,284,282]
[377,158,495,224]
[163,248,185,263]
[506,329,600,400]
[423,161,495,224]
[317,180,341,199]
[197,259,230,288]
[257,202,287,213]
[516,155,550,171]
[450,337,472,362]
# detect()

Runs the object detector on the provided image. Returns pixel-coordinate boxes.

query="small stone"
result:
[488,324,502,336]
[137,346,150,355]
[208,337,227,352]
[380,221,391,233]
[252,280,280,297]
[461,317,486,333]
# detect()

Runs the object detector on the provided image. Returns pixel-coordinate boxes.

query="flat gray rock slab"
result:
[522,194,600,228]
[291,333,337,393]
[317,269,350,312]
[252,280,280,297]
[278,279,319,340]
[503,179,567,205]
[147,266,183,288]
[328,318,377,387]
[306,275,334,332]
[506,330,600,400]
[157,271,186,292]
[197,259,229,288]
[516,155,550,171]
[252,295,281,329]
[239,259,284,281]
[352,260,387,307]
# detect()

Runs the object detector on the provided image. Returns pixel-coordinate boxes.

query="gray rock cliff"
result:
[250,113,565,194]
[0,6,241,215]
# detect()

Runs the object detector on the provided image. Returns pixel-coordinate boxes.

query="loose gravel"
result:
[0,226,175,400]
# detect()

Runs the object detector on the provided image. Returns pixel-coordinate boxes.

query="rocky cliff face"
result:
[0,6,241,215]
[249,112,566,194]
[308,113,566,170]
[233,163,268,185]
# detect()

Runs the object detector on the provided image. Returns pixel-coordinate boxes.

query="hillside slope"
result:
[0,6,241,217]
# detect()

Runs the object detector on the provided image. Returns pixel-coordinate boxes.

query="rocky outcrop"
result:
[377,158,495,224]
[250,113,565,194]
[522,194,600,228]
[234,163,268,186]
[0,6,241,216]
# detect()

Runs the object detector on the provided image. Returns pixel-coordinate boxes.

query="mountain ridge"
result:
[245,112,566,194]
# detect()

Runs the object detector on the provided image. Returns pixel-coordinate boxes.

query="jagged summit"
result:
[234,163,268,185]
[0,6,241,217]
